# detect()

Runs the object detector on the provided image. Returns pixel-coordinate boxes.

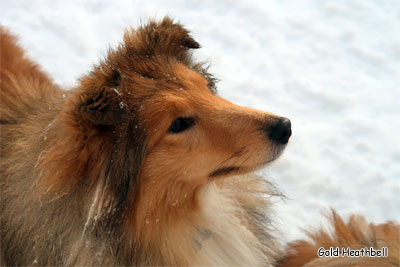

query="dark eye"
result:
[168,117,196,133]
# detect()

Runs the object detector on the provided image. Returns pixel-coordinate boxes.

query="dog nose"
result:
[269,117,291,144]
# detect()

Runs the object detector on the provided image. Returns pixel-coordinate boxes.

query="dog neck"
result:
[123,176,272,265]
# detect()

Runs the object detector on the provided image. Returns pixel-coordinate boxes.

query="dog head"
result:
[38,17,291,231]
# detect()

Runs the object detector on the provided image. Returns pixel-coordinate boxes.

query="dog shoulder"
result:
[0,26,60,124]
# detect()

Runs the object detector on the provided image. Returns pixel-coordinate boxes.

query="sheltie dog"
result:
[0,17,291,266]
[3,17,398,267]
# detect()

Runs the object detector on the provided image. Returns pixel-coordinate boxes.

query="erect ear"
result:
[76,68,125,126]
[124,16,200,61]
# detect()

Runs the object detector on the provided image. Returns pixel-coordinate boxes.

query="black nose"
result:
[269,117,291,144]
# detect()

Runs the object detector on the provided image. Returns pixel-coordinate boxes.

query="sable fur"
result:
[1,18,287,266]
[2,17,398,267]
[279,210,400,266]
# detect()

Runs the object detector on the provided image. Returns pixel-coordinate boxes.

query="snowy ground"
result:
[2,0,399,242]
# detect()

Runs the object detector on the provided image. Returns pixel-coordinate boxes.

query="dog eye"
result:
[168,117,196,133]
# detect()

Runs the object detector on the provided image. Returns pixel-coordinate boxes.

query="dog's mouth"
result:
[208,161,269,179]
[209,166,241,178]
[209,145,287,179]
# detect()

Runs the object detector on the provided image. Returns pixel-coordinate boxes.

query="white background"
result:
[2,0,399,241]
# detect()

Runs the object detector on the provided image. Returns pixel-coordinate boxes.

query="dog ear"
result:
[145,16,200,49]
[76,68,125,126]
[124,16,200,61]
[180,34,200,49]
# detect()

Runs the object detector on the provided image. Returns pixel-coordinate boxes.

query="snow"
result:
[2,0,399,242]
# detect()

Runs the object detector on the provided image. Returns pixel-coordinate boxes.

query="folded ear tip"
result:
[182,37,200,49]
